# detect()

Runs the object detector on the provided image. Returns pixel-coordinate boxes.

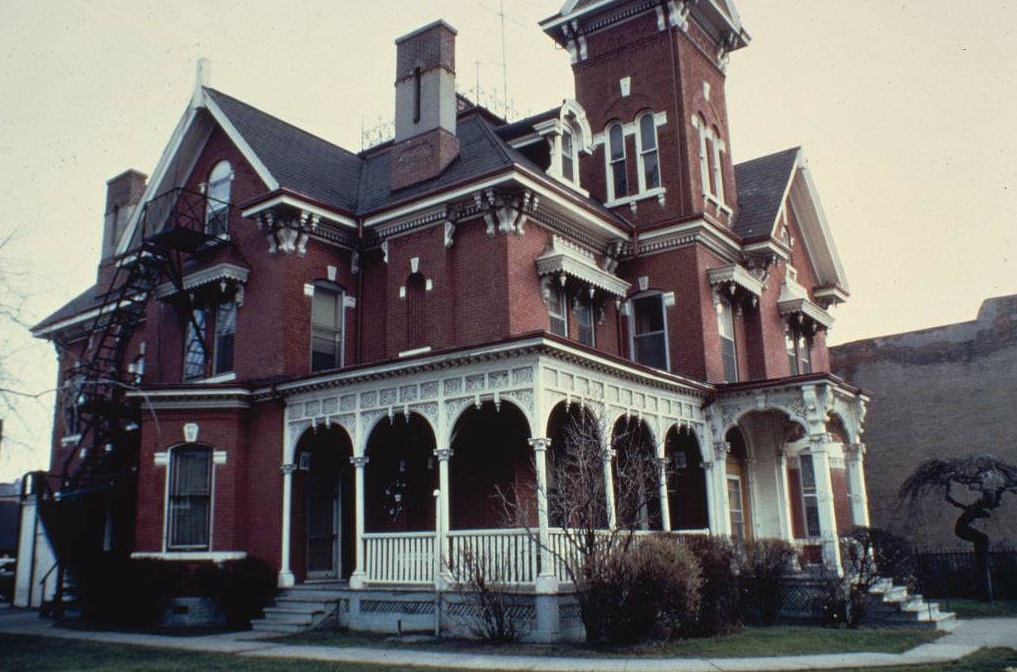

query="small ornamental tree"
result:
[899,455,1017,601]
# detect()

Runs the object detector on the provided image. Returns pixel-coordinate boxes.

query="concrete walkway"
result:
[0,607,1014,671]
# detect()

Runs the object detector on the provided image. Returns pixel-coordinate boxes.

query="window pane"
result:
[312,285,342,371]
[183,309,207,380]
[206,162,231,237]
[609,124,627,197]
[634,333,667,370]
[562,131,575,182]
[169,449,212,550]
[577,299,594,346]
[639,114,657,151]
[642,151,660,190]
[632,294,667,369]
[548,288,567,337]
[727,477,745,541]
[633,296,664,333]
[214,302,236,375]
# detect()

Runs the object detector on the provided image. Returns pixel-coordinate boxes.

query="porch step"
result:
[250,583,345,635]
[863,578,956,631]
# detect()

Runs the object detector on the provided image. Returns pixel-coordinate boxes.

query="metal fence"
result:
[914,549,1017,600]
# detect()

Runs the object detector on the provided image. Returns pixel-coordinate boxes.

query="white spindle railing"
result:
[447,528,538,585]
[362,531,435,584]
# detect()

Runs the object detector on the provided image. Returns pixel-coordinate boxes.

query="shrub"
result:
[199,557,277,628]
[451,545,527,642]
[682,535,742,637]
[841,527,916,626]
[582,535,701,644]
[76,557,185,627]
[740,538,798,625]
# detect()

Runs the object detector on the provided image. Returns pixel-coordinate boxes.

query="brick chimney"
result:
[101,169,147,263]
[389,20,460,191]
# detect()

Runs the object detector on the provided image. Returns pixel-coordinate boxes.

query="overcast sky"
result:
[1,0,1014,480]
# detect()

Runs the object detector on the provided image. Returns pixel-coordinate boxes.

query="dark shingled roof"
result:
[35,94,626,336]
[206,88,364,213]
[33,285,101,334]
[733,147,800,241]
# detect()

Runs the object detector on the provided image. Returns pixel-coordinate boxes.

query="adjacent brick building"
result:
[831,295,1017,550]
[25,0,871,638]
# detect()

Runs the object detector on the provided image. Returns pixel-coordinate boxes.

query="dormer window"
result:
[607,123,628,201]
[205,161,232,238]
[561,130,576,183]
[637,112,660,191]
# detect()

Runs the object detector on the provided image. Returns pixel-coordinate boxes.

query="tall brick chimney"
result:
[389,20,460,191]
[101,169,147,263]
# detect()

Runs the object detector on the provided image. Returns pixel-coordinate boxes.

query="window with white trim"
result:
[205,161,232,237]
[727,475,746,541]
[694,115,726,206]
[637,112,661,191]
[548,286,568,337]
[717,299,737,382]
[630,293,668,370]
[168,446,213,550]
[311,282,344,372]
[607,122,628,201]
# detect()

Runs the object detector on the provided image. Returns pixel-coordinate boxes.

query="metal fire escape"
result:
[35,187,230,601]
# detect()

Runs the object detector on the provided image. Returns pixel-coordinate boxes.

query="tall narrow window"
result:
[206,161,232,237]
[311,283,344,372]
[787,325,813,375]
[213,301,237,376]
[183,309,207,381]
[710,126,725,203]
[799,454,822,537]
[405,272,427,350]
[548,286,568,337]
[727,476,746,541]
[631,293,668,370]
[576,294,595,347]
[717,300,737,382]
[798,334,812,373]
[786,331,798,374]
[561,130,576,183]
[637,113,660,191]
[607,123,627,200]
[168,446,212,550]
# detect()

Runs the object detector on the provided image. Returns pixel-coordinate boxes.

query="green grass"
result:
[938,599,1017,619]
[0,633,1013,672]
[282,625,941,658]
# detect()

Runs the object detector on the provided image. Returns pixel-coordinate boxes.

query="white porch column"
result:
[602,447,617,529]
[808,436,843,573]
[529,437,556,592]
[658,457,672,532]
[348,455,369,589]
[278,462,297,587]
[846,443,871,527]
[774,447,795,541]
[709,441,729,535]
[434,447,453,543]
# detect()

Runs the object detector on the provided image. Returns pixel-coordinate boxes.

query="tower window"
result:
[561,130,576,183]
[548,286,568,337]
[637,113,660,191]
[405,272,427,350]
[607,123,628,200]
[786,324,813,375]
[576,293,595,347]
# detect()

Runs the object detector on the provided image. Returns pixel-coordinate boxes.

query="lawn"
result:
[0,633,1014,672]
[282,625,941,658]
[937,599,1017,619]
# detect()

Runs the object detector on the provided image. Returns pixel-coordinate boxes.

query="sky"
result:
[0,0,1014,481]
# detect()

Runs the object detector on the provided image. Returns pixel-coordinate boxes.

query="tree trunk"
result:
[953,504,994,602]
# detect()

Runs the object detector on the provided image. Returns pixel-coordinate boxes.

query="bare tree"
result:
[899,455,1017,601]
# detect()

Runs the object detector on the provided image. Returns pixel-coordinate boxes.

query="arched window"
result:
[405,272,427,350]
[311,281,344,372]
[630,292,669,370]
[607,122,627,201]
[206,161,232,237]
[168,445,213,550]
[637,112,660,191]
[710,125,725,201]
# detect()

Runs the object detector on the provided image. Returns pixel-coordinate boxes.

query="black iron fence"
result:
[914,548,1017,600]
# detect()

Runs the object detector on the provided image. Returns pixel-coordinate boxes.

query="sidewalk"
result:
[1,606,1014,671]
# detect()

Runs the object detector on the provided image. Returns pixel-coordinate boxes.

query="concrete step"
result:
[250,621,306,635]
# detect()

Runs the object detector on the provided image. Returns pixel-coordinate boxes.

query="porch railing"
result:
[362,527,714,586]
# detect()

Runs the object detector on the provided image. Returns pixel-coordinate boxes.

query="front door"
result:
[306,450,341,580]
